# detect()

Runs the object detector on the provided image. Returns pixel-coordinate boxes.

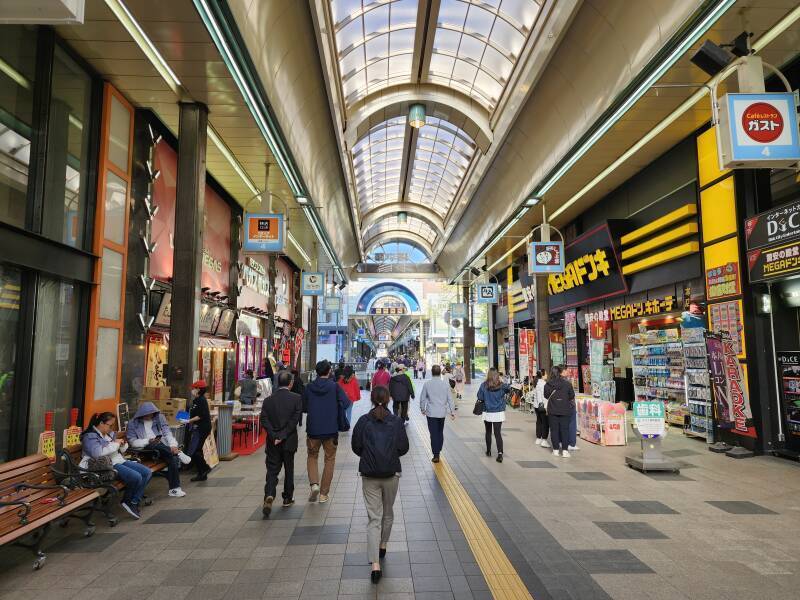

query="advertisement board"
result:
[301,272,325,296]
[476,283,499,304]
[633,401,665,437]
[450,303,467,319]
[747,239,800,283]
[744,199,800,250]
[528,241,565,274]
[547,223,627,313]
[324,296,341,311]
[243,213,285,252]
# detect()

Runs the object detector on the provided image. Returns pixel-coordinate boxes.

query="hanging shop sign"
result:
[717,93,800,169]
[243,213,285,252]
[301,272,324,296]
[153,291,172,327]
[324,296,341,311]
[586,296,677,323]
[450,303,468,320]
[547,223,627,313]
[745,199,800,250]
[632,401,665,437]
[705,261,740,300]
[747,239,800,283]
[528,241,565,274]
[476,283,499,304]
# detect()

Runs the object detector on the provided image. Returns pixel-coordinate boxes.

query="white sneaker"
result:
[177,451,192,465]
[309,483,320,502]
[568,445,579,451]
[552,450,560,456]
[168,487,186,498]
[535,438,542,446]
[541,440,551,448]
[561,451,571,458]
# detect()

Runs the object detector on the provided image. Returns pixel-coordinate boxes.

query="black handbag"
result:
[86,456,117,483]
[472,398,485,416]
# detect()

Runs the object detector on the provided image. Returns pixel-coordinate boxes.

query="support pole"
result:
[462,284,473,384]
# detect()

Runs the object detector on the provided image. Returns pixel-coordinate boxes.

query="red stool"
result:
[232,422,248,448]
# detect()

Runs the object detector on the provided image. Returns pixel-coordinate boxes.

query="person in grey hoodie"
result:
[419,365,455,463]
[126,401,191,497]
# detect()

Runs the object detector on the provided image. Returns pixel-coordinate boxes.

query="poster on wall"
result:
[705,262,741,300]
[564,310,577,337]
[527,329,536,377]
[708,300,745,357]
[518,328,529,379]
[294,328,305,368]
[146,340,168,387]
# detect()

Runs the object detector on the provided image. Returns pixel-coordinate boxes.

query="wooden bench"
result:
[56,447,168,526]
[1,454,100,570]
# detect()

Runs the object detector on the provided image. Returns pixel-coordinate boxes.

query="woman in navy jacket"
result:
[477,368,511,462]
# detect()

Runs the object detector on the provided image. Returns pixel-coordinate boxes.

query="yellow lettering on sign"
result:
[548,248,613,295]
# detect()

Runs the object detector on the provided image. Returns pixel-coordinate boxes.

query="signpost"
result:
[625,401,679,473]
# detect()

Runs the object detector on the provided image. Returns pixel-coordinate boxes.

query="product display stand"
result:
[625,429,680,473]
[682,328,714,441]
[629,329,686,424]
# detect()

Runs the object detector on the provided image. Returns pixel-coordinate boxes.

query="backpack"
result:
[359,417,400,478]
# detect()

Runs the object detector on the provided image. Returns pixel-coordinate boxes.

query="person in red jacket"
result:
[371,362,391,389]
[338,365,360,425]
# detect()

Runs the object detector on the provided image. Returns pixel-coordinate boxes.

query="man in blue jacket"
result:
[303,360,351,503]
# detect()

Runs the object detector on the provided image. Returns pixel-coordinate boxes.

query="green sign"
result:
[633,401,665,437]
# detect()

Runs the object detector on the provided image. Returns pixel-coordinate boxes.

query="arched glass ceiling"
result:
[407,116,475,215]
[430,0,541,111]
[331,0,418,108]
[352,116,407,214]
[363,214,438,244]
[366,240,430,263]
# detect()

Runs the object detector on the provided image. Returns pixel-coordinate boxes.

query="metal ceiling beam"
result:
[413,0,440,82]
[362,230,434,256]
[360,202,445,236]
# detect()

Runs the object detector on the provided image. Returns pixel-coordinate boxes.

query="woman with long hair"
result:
[453,362,465,400]
[351,386,409,583]
[533,370,550,448]
[544,366,576,457]
[338,365,360,425]
[80,412,152,519]
[477,368,511,462]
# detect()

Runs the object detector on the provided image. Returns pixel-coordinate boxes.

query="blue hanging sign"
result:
[301,272,325,296]
[243,213,285,252]
[476,284,499,304]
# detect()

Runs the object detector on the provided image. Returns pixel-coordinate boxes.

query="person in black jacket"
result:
[543,366,576,457]
[351,386,409,584]
[260,370,303,517]
[187,379,212,481]
[388,366,414,423]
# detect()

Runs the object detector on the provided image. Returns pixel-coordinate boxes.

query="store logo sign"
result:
[242,257,269,297]
[745,200,800,251]
[548,249,611,294]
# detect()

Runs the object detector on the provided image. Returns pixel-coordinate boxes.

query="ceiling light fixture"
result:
[104,0,183,96]
[397,211,408,224]
[408,104,426,129]
[287,230,311,264]
[207,125,259,197]
[0,58,30,90]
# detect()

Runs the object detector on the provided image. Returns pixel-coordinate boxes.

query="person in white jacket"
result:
[534,370,550,448]
[80,412,152,519]
[419,365,456,463]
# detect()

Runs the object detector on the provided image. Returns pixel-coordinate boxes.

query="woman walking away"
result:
[80,412,151,520]
[338,365,360,425]
[544,366,575,457]
[186,379,213,481]
[478,368,511,462]
[534,370,550,448]
[352,386,409,584]
[419,365,455,462]
[453,362,466,400]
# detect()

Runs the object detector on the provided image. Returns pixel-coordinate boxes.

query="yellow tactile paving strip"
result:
[411,418,534,600]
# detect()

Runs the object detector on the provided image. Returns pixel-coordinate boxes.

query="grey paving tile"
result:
[50,532,126,553]
[145,509,208,524]
[343,552,368,566]
[194,477,244,487]
[642,472,695,481]
[516,461,557,469]
[318,533,349,544]
[613,500,679,514]
[382,563,412,579]
[410,550,444,564]
[288,535,320,546]
[566,472,614,481]
[341,564,372,579]
[662,449,702,457]
[412,576,452,592]
[594,521,668,540]
[301,579,340,595]
[706,500,777,514]
[411,562,448,577]
[569,549,655,574]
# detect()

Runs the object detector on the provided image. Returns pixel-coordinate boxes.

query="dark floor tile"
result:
[567,472,614,481]
[413,575,452,592]
[145,508,207,524]
[706,500,777,515]
[294,525,323,535]
[50,532,125,553]
[410,550,444,564]
[569,549,654,574]
[194,477,244,487]
[250,504,305,521]
[287,534,319,545]
[318,533,349,544]
[662,449,702,457]
[382,562,412,578]
[516,461,557,469]
[320,524,350,534]
[341,564,371,579]
[412,562,448,577]
[344,552,368,565]
[594,521,668,540]
[613,500,679,515]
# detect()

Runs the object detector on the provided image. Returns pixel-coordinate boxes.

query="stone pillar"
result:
[462,285,473,384]
[534,275,551,374]
[167,102,208,400]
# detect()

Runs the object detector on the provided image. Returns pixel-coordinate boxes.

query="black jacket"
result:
[351,410,409,478]
[260,388,303,452]
[543,376,575,416]
[388,373,414,403]
[190,394,212,436]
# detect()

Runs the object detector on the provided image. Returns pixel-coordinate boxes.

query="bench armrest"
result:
[13,482,69,505]
[0,499,32,525]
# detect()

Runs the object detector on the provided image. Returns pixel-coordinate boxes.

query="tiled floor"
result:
[4,379,800,599]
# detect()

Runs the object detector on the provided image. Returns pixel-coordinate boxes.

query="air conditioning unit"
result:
[0,0,84,24]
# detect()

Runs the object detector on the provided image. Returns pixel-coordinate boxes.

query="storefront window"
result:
[41,45,92,249]
[26,275,81,454]
[0,26,37,229]
[0,265,22,462]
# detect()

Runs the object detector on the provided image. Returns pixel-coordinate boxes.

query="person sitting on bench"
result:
[126,402,191,498]
[80,412,151,520]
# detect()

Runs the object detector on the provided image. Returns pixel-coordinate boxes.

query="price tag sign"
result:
[633,401,665,437]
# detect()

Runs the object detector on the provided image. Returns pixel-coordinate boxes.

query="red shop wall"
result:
[149,143,231,295]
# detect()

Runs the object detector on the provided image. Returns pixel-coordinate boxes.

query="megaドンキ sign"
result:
[547,223,627,313]
[747,239,800,283]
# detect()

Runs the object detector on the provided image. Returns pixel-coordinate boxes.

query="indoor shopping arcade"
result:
[2,1,800,599]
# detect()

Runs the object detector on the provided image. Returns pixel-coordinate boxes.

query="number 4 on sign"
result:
[762,146,771,157]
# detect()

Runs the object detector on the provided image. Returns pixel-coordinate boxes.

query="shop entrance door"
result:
[776,352,800,453]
